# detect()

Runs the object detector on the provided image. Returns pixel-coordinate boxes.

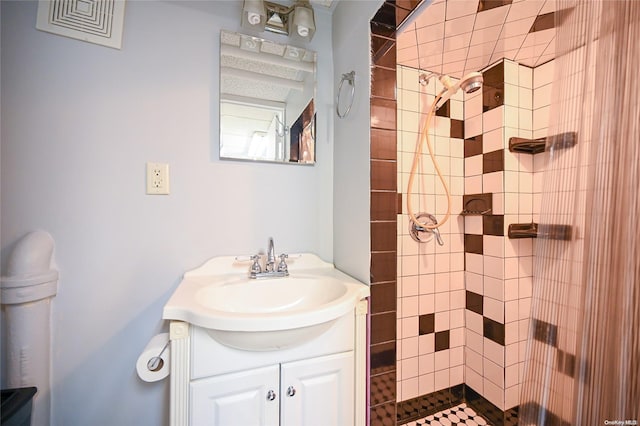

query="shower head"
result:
[437,72,483,105]
[460,72,483,94]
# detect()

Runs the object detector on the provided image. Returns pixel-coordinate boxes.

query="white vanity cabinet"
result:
[163,254,370,426]
[280,351,354,426]
[190,364,279,426]
[168,302,367,426]
[190,351,354,426]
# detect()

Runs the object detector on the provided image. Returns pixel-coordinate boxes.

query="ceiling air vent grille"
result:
[36,0,126,49]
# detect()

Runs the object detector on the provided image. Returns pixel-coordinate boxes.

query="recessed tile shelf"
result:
[508,223,573,240]
[509,132,577,154]
[460,193,493,216]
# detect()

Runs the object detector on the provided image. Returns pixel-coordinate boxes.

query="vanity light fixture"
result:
[241,0,316,42]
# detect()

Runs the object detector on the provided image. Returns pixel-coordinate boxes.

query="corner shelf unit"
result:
[508,223,573,240]
[509,132,577,154]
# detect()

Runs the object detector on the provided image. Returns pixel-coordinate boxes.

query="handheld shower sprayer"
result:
[437,72,483,105]
[407,71,484,237]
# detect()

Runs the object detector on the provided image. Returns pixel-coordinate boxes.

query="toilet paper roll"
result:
[136,333,170,382]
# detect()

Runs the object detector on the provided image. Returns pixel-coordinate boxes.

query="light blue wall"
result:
[1,1,335,424]
[332,0,384,284]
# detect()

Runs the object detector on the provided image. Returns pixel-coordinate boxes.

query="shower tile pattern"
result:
[369,2,423,424]
[463,58,554,410]
[397,0,557,78]
[378,1,556,422]
[396,65,466,403]
[396,57,554,414]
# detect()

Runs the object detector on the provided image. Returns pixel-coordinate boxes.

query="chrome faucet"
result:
[248,237,289,279]
[265,237,276,272]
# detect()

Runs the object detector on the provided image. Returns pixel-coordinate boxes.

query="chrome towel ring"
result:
[336,71,355,119]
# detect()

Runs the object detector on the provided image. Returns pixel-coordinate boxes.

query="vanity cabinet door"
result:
[190,364,279,426]
[280,351,354,426]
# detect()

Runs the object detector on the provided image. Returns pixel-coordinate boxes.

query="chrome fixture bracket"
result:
[409,213,444,245]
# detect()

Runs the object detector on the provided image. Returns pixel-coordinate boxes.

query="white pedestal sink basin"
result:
[163,254,369,351]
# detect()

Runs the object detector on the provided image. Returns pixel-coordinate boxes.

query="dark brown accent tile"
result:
[371,160,398,191]
[371,128,397,160]
[483,215,505,236]
[483,61,504,88]
[371,221,397,252]
[466,291,484,315]
[478,0,512,12]
[371,1,396,27]
[370,371,396,406]
[396,0,421,11]
[371,37,397,70]
[530,11,555,32]
[370,401,396,426]
[533,318,558,347]
[371,98,397,130]
[419,313,435,335]
[371,191,397,221]
[450,119,464,139]
[464,135,483,157]
[464,234,484,254]
[371,129,398,160]
[393,2,411,26]
[434,330,450,351]
[483,84,504,112]
[370,251,397,283]
[483,149,504,173]
[370,281,396,314]
[371,160,397,191]
[436,100,450,117]
[371,341,396,375]
[375,41,397,69]
[483,317,505,346]
[371,34,394,53]
[371,311,396,344]
[370,21,396,38]
[397,192,403,215]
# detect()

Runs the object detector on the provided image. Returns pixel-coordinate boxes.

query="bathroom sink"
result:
[163,254,369,351]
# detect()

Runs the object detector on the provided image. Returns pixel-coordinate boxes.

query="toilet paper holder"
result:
[146,341,169,372]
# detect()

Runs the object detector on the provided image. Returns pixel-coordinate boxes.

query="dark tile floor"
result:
[402,403,489,426]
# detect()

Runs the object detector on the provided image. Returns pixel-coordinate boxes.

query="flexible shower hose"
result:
[406,91,452,230]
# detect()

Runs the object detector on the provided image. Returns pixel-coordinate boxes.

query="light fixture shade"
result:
[242,0,266,32]
[292,1,315,41]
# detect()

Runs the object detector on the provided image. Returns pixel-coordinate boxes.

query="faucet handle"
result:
[277,254,289,274]
[250,254,262,274]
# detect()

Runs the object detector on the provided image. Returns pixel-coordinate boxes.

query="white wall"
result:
[332,0,383,284]
[0,1,334,424]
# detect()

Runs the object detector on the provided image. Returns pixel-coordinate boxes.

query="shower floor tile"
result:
[403,403,489,426]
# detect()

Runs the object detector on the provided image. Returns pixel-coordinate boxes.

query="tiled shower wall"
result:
[396,58,555,410]
[396,66,466,402]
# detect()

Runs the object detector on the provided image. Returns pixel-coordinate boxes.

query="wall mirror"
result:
[219,30,317,164]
